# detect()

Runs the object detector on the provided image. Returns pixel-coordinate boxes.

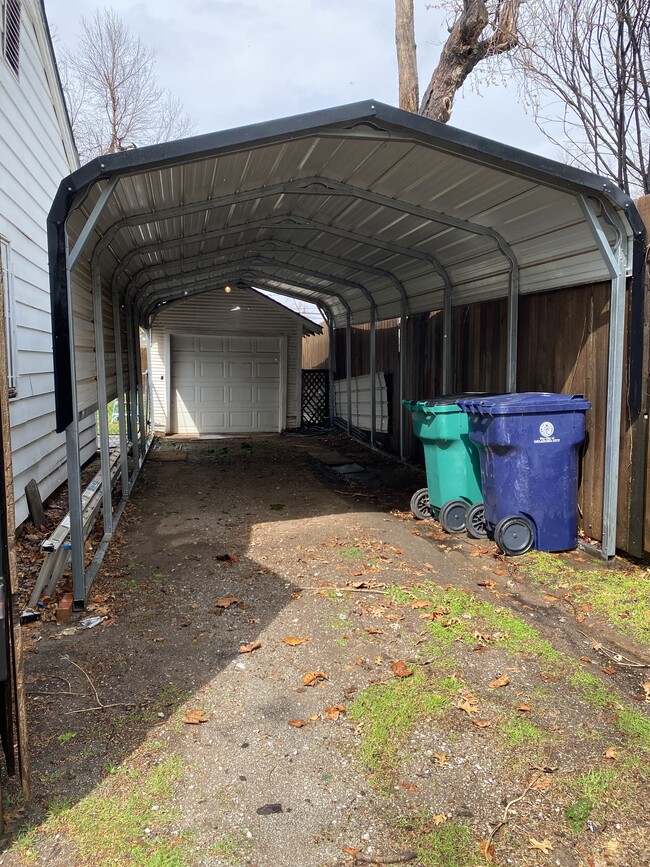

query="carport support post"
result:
[112,289,129,496]
[135,323,146,456]
[370,309,376,448]
[579,196,627,559]
[442,283,452,394]
[328,317,336,423]
[399,308,407,458]
[346,312,352,434]
[126,306,140,470]
[64,236,85,607]
[506,269,519,393]
[91,264,113,538]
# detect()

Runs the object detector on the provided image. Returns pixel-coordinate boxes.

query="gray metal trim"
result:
[66,178,119,272]
[370,308,376,448]
[91,263,113,538]
[346,313,352,435]
[579,195,626,559]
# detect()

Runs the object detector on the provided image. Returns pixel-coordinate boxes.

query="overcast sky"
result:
[44,0,554,158]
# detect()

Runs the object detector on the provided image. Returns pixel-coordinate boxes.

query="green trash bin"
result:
[403,395,487,536]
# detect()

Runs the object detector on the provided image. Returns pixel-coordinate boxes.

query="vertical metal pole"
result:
[135,321,146,457]
[328,318,336,423]
[91,264,112,538]
[399,307,407,459]
[112,289,129,498]
[578,196,627,559]
[370,307,376,448]
[442,280,452,394]
[506,267,519,393]
[145,326,153,443]
[346,312,352,434]
[126,305,140,470]
[64,235,85,606]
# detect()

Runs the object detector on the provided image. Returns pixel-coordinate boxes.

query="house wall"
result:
[150,287,305,432]
[0,0,95,526]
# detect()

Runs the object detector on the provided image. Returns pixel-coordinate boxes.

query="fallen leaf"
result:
[543,594,559,602]
[603,840,621,857]
[602,666,616,676]
[183,709,208,725]
[397,780,418,792]
[341,846,359,858]
[477,580,496,589]
[489,673,510,689]
[603,746,618,760]
[239,640,261,654]
[282,636,310,646]
[215,595,239,609]
[456,691,480,716]
[291,593,302,600]
[365,627,384,635]
[531,774,552,791]
[324,705,346,720]
[539,672,561,683]
[528,838,553,854]
[288,719,307,728]
[494,569,508,576]
[643,682,650,702]
[580,656,592,663]
[433,753,449,767]
[517,703,532,713]
[433,814,446,826]
[410,599,431,609]
[303,670,328,687]
[472,718,491,728]
[478,840,496,862]
[355,658,364,665]
[391,660,413,679]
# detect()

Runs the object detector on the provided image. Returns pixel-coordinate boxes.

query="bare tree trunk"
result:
[395,0,419,112]
[420,0,521,123]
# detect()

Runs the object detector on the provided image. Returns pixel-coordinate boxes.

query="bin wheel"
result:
[494,515,535,556]
[410,488,432,520]
[439,499,468,534]
[466,503,487,539]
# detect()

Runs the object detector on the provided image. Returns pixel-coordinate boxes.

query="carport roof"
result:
[48,99,645,433]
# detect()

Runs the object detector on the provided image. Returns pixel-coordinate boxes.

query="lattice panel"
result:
[301,369,329,425]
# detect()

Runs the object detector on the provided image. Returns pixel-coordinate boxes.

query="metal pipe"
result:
[346,311,352,434]
[91,264,113,537]
[64,232,85,607]
[112,288,130,499]
[506,267,519,393]
[370,308,377,448]
[442,279,452,394]
[399,308,407,458]
[125,305,140,470]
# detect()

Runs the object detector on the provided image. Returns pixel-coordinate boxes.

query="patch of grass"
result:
[12,825,38,863]
[337,546,364,559]
[523,553,650,644]
[501,715,548,748]
[155,682,191,711]
[616,707,650,749]
[567,670,650,750]
[564,795,593,833]
[37,754,185,867]
[579,768,618,801]
[348,670,457,794]
[47,796,74,818]
[269,503,285,511]
[57,731,77,745]
[210,830,248,864]
[390,583,561,665]
[396,814,480,867]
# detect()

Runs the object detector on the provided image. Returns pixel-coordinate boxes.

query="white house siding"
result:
[0,0,95,526]
[150,288,305,433]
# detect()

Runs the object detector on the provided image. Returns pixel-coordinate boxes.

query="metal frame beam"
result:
[579,195,628,560]
[66,178,119,272]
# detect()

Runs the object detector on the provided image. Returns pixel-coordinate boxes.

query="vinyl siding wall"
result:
[150,288,304,432]
[0,0,95,526]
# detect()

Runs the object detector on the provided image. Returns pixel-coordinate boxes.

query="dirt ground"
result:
[0,432,648,867]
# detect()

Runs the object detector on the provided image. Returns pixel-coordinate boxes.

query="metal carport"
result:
[46,100,646,607]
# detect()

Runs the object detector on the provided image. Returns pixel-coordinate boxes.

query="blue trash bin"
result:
[457,393,591,555]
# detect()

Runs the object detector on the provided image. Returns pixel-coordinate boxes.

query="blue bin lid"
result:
[457,392,591,415]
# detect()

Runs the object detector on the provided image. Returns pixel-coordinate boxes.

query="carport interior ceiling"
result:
[47,100,646,603]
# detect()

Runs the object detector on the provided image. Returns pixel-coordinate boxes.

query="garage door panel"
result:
[199,385,225,402]
[171,335,281,434]
[199,337,226,352]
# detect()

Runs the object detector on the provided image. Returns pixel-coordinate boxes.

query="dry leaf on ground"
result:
[528,838,553,854]
[341,846,359,858]
[479,840,496,862]
[456,690,480,716]
[324,705,346,720]
[489,673,510,689]
[397,781,418,792]
[472,718,491,728]
[282,636,309,646]
[365,626,384,634]
[603,747,618,760]
[391,660,413,679]
[517,703,532,712]
[183,709,208,725]
[239,640,261,654]
[215,595,239,609]
[303,670,328,687]
[433,753,449,766]
[288,719,307,728]
[433,814,445,826]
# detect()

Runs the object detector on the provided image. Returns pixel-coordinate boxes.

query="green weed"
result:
[338,546,364,559]
[57,732,77,745]
[396,814,479,866]
[501,715,548,748]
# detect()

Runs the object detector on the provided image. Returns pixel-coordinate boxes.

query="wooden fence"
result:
[303,278,648,558]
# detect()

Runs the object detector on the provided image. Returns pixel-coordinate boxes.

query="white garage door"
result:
[171,335,282,434]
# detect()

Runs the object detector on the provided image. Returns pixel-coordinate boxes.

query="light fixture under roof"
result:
[224,285,232,293]
[231,306,241,311]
